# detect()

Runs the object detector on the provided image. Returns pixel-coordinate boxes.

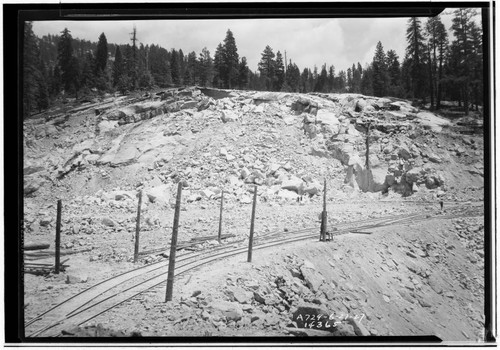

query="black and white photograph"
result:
[9,1,495,345]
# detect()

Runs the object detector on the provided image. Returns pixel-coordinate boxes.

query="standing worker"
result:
[437,192,444,211]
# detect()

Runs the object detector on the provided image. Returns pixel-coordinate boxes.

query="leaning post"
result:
[218,190,224,244]
[55,199,62,274]
[165,182,183,302]
[320,178,327,242]
[247,186,258,262]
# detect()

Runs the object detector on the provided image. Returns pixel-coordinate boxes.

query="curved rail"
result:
[26,205,483,337]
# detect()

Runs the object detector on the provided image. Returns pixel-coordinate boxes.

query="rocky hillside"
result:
[23,87,484,242]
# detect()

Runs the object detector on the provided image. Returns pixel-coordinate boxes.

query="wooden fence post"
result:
[320,179,327,242]
[55,200,62,274]
[134,190,143,263]
[247,186,258,262]
[218,190,224,244]
[165,182,183,302]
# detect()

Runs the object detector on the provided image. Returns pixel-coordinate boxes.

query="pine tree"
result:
[258,45,276,91]
[69,56,81,98]
[95,32,108,73]
[183,69,192,86]
[315,64,328,92]
[49,65,62,97]
[450,8,480,115]
[222,29,239,88]
[112,46,129,92]
[311,66,318,91]
[328,66,335,92]
[137,44,154,89]
[274,51,285,91]
[425,16,447,109]
[238,57,249,89]
[401,54,412,98]
[149,45,172,87]
[346,67,353,92]
[337,70,347,92]
[129,26,139,89]
[284,61,301,92]
[112,46,123,86]
[183,51,197,85]
[406,17,427,100]
[435,19,449,109]
[351,63,362,93]
[386,50,402,97]
[57,28,76,94]
[469,21,483,111]
[34,60,50,111]
[23,22,39,116]
[178,49,186,84]
[361,65,374,96]
[198,47,214,87]
[170,49,181,85]
[80,51,96,90]
[372,41,389,97]
[213,43,225,88]
[300,68,309,93]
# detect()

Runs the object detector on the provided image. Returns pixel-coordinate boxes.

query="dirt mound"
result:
[53,211,482,340]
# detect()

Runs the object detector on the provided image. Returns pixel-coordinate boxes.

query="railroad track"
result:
[25,204,483,337]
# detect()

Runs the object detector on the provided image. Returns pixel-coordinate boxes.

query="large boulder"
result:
[24,163,45,176]
[417,111,451,132]
[300,265,324,293]
[97,120,119,133]
[199,88,234,100]
[24,175,46,195]
[327,141,358,165]
[220,110,240,123]
[72,140,95,154]
[209,300,244,321]
[303,180,321,196]
[144,185,171,206]
[398,145,411,160]
[281,176,304,194]
[180,100,198,110]
[354,99,367,112]
[267,163,281,175]
[109,190,135,201]
[425,173,445,189]
[291,97,317,114]
[110,144,139,166]
[405,167,425,184]
[277,189,299,200]
[316,110,340,134]
[303,123,319,138]
[370,167,389,192]
[226,286,253,304]
[253,91,285,104]
[106,109,127,120]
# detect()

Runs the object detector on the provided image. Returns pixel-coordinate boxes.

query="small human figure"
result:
[325,231,331,242]
[440,200,444,211]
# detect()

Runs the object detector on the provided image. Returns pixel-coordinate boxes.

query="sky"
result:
[32,11,467,73]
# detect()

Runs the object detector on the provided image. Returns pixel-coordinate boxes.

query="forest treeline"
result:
[23,9,483,118]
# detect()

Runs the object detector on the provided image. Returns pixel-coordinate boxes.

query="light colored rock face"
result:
[417,111,451,132]
[281,176,304,194]
[22,85,482,214]
[209,300,244,321]
[220,110,240,123]
[144,185,171,206]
